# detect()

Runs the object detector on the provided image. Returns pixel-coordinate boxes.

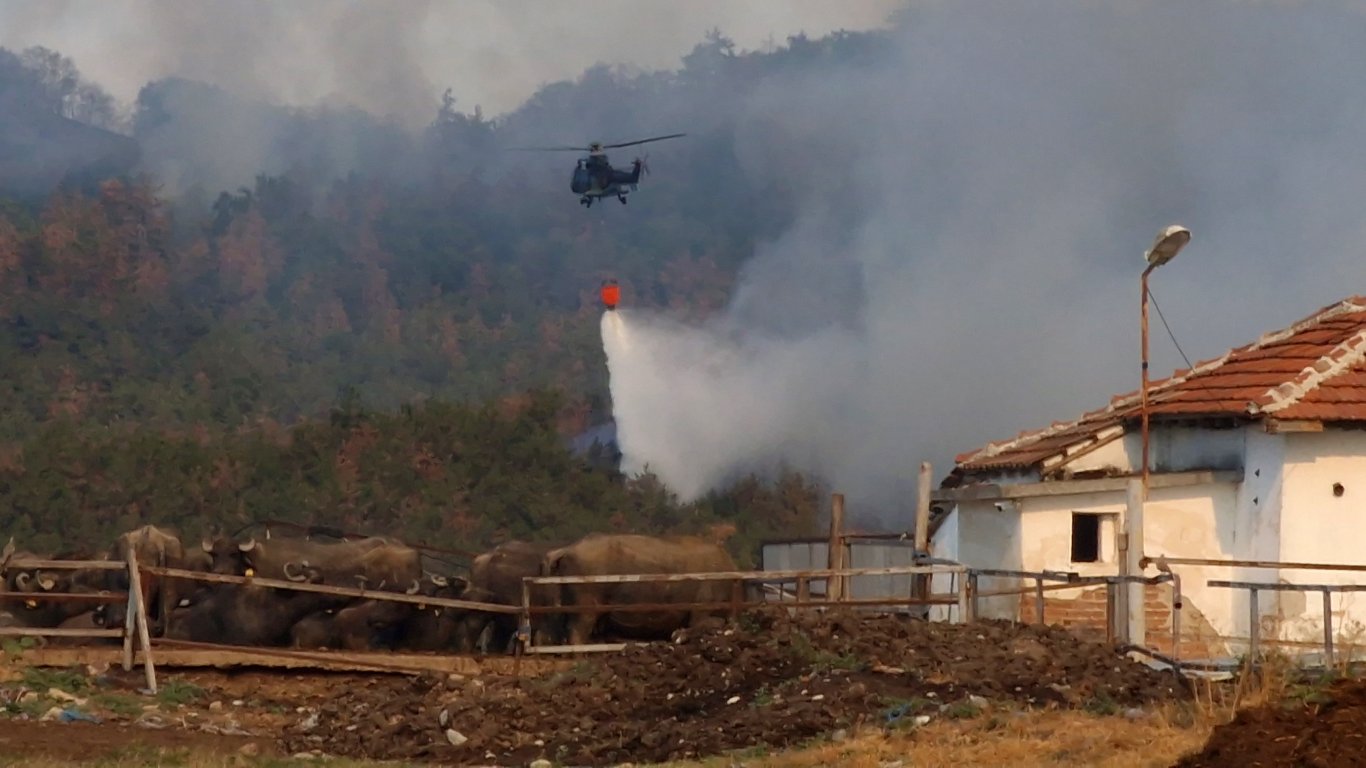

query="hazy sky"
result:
[0,0,901,122]
[599,1,1366,515]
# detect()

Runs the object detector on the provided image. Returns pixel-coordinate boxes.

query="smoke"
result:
[0,0,898,197]
[603,1,1366,521]
[0,0,900,121]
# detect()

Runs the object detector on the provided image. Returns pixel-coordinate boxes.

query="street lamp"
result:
[1140,224,1191,498]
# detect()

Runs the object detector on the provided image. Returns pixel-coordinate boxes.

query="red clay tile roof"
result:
[956,296,1366,472]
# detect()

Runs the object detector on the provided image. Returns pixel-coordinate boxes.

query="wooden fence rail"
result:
[137,565,520,614]
[0,552,157,692]
[1207,579,1366,667]
[517,563,972,654]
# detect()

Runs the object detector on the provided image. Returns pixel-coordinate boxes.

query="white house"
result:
[930,295,1366,662]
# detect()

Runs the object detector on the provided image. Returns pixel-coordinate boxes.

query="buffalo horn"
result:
[283,561,305,582]
[14,572,30,590]
[429,573,448,587]
[406,580,421,595]
[238,537,257,553]
[38,575,56,591]
[201,538,213,553]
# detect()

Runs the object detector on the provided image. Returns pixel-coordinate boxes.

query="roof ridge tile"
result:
[1254,327,1366,414]
[956,295,1366,469]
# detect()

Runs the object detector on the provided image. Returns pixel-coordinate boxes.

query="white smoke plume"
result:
[603,1,1366,522]
[0,0,900,122]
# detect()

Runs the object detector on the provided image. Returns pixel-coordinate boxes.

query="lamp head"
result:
[1145,225,1191,268]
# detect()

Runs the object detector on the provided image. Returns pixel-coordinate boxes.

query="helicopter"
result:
[511,133,685,207]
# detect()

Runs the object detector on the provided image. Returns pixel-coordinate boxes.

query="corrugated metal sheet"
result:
[847,542,916,603]
[760,540,920,610]
[761,541,829,596]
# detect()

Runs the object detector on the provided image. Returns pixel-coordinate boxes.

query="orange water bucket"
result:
[600,280,620,310]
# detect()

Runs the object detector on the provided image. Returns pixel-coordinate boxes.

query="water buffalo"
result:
[289,574,480,652]
[102,525,209,633]
[201,534,421,589]
[465,540,562,651]
[543,533,739,645]
[288,609,341,649]
[1,544,110,628]
[165,565,347,646]
[401,577,497,653]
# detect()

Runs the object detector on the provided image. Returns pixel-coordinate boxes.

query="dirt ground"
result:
[283,608,1191,765]
[1173,677,1366,768]
[0,721,269,763]
[2,608,1195,766]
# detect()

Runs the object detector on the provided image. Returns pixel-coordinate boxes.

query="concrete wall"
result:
[1063,425,1244,477]
[1270,430,1366,652]
[1015,481,1240,658]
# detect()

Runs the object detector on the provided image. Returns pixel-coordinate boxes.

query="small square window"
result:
[1071,513,1101,563]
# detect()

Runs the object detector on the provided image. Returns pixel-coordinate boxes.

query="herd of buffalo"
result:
[0,525,750,653]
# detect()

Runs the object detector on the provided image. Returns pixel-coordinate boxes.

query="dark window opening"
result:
[1071,513,1101,563]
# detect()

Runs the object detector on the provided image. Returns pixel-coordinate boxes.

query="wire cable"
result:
[1146,286,1193,370]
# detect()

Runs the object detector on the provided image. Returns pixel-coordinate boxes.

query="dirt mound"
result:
[281,608,1190,765]
[1173,677,1366,768]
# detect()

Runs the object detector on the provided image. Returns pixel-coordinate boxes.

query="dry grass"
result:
[0,751,407,768]
[0,711,1210,768]
[662,707,1214,768]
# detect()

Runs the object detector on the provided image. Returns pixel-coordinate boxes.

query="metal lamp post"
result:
[1140,224,1191,499]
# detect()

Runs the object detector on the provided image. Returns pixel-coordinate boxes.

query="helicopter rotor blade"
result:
[601,132,686,150]
[504,145,589,152]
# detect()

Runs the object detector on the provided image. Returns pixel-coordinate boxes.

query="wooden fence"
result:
[516,563,971,654]
[1,550,158,692]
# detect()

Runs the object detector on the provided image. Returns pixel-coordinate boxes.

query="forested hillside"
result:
[0,28,896,554]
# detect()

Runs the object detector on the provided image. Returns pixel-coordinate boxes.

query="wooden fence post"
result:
[914,462,933,605]
[125,548,157,693]
[828,493,846,602]
[122,586,136,673]
[1322,589,1334,668]
[1034,577,1046,625]
[967,572,979,623]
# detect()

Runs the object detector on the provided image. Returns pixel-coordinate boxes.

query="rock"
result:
[1124,707,1147,720]
[530,760,553,768]
[291,753,317,761]
[299,712,320,731]
[141,704,159,712]
[831,729,849,742]
[912,715,932,727]
[444,729,468,746]
[209,700,224,711]
[969,695,989,709]
[39,706,64,722]
[238,743,260,757]
[438,708,450,728]
[726,696,740,705]
[48,687,83,703]
[231,699,244,706]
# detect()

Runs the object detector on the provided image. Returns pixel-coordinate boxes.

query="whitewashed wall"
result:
[1270,430,1366,652]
